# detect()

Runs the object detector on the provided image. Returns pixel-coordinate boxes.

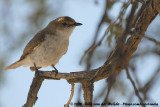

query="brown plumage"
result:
[4,16,82,71]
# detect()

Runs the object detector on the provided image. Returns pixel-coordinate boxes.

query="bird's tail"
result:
[4,60,23,71]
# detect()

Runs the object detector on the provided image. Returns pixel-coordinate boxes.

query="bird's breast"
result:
[44,34,69,55]
[27,33,69,67]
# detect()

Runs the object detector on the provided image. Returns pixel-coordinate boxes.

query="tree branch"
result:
[125,67,143,104]
[23,74,44,107]
[82,82,94,107]
[143,35,160,45]
[65,83,75,107]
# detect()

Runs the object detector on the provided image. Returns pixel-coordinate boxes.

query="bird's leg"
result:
[51,65,58,75]
[34,63,39,76]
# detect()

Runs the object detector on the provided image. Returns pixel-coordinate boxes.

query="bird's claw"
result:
[52,70,58,76]
[34,63,39,76]
[51,65,58,76]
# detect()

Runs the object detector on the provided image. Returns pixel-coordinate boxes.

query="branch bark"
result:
[23,74,44,107]
[82,83,94,107]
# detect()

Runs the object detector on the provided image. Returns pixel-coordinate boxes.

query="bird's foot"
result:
[51,65,58,76]
[34,63,39,76]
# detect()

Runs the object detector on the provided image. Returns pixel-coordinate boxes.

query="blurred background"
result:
[0,0,160,107]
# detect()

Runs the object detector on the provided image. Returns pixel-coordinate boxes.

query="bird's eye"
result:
[63,23,67,26]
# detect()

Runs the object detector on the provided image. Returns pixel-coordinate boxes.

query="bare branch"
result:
[23,74,44,107]
[143,35,160,45]
[65,83,75,107]
[125,67,143,104]
[82,82,94,107]
[101,75,116,105]
[139,67,160,100]
[37,67,110,83]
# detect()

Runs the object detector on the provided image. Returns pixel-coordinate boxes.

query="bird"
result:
[4,16,82,71]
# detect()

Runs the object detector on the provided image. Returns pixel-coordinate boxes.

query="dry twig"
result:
[65,83,75,107]
[125,67,143,104]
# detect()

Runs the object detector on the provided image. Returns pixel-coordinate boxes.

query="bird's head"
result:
[54,16,82,28]
[47,16,82,31]
[46,16,82,37]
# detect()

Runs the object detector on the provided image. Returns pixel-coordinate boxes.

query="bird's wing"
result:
[19,31,46,61]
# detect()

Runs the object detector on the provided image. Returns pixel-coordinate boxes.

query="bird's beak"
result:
[74,22,82,26]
